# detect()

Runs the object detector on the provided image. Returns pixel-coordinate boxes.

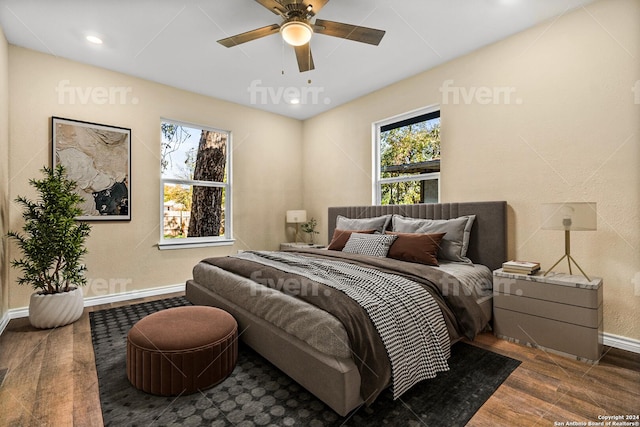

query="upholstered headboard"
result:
[328,201,507,271]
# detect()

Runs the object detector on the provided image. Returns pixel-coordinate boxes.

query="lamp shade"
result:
[286,210,307,223]
[280,21,313,46]
[541,202,597,231]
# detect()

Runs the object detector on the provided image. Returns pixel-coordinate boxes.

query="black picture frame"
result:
[52,116,131,221]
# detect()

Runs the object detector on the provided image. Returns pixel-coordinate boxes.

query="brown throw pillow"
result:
[385,232,446,266]
[327,229,376,251]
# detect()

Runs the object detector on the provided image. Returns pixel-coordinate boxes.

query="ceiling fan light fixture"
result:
[280,20,313,46]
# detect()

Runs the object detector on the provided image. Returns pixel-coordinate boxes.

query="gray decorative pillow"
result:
[392,215,476,263]
[342,233,398,257]
[336,214,391,234]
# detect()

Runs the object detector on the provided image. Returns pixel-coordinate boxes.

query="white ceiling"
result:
[0,0,596,120]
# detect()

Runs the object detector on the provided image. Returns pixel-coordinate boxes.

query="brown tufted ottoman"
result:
[126,306,237,396]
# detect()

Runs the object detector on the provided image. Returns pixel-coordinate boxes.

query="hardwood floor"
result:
[0,293,638,427]
[468,335,640,426]
[0,293,184,427]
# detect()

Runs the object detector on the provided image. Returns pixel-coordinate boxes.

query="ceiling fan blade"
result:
[314,19,385,45]
[303,0,329,16]
[254,0,287,16]
[217,24,281,48]
[294,43,315,72]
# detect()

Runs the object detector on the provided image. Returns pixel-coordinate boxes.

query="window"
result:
[159,119,232,249]
[374,106,441,205]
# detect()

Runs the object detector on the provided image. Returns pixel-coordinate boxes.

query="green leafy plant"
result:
[301,218,319,243]
[7,165,91,294]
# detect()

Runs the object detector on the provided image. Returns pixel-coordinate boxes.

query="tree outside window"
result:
[160,120,232,247]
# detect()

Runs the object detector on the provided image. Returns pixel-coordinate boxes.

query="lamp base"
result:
[544,253,591,282]
[544,229,591,281]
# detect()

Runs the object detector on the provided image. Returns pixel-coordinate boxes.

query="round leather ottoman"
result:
[126,306,237,396]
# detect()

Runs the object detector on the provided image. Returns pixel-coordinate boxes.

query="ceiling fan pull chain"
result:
[281,37,285,75]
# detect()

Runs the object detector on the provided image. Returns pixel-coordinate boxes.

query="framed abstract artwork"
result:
[52,116,131,221]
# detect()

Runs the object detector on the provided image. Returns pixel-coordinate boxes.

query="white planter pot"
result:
[29,287,84,329]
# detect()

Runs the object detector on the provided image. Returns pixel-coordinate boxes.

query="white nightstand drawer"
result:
[493,274,601,308]
[493,294,602,328]
[494,307,602,361]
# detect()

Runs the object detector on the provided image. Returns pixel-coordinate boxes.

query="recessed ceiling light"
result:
[86,35,103,45]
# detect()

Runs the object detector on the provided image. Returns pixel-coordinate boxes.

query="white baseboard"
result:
[0,313,9,337]
[1,283,185,330]
[82,283,185,307]
[603,332,640,354]
[6,306,28,320]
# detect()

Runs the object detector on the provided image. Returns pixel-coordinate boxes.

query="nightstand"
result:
[493,269,603,363]
[280,242,325,250]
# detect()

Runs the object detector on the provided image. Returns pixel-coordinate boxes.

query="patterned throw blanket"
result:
[235,251,451,400]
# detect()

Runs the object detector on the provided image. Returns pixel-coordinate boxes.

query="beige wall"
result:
[0,26,9,319]
[7,46,303,309]
[303,0,640,341]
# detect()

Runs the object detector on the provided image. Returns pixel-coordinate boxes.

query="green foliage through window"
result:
[377,111,440,205]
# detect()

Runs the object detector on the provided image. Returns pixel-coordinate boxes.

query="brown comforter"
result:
[202,248,486,404]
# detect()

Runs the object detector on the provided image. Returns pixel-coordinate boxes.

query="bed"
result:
[186,201,507,416]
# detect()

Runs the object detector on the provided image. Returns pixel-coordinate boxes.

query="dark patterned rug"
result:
[90,296,520,426]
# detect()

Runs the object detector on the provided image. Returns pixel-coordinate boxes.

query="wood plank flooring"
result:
[0,292,638,427]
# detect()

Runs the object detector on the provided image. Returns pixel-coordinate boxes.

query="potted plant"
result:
[301,217,319,244]
[7,165,92,329]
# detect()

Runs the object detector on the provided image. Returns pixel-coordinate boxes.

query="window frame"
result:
[372,104,441,205]
[158,118,233,250]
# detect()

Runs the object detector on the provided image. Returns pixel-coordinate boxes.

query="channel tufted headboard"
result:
[328,201,507,271]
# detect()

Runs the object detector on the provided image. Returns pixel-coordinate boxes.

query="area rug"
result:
[90,296,520,426]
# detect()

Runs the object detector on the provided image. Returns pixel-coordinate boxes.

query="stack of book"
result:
[502,260,541,275]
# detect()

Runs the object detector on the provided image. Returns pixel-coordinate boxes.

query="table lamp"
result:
[541,202,597,281]
[286,210,307,243]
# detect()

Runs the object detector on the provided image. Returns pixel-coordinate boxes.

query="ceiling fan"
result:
[217,0,386,72]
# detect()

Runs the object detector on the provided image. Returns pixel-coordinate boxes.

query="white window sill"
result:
[157,239,235,250]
